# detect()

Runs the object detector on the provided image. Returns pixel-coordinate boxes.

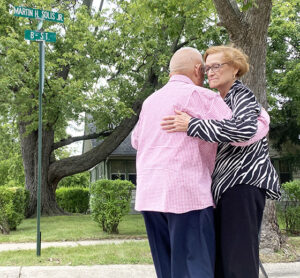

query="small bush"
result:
[9,187,27,230]
[0,188,13,234]
[90,179,135,234]
[58,172,90,188]
[56,187,90,213]
[280,180,300,234]
[0,187,27,234]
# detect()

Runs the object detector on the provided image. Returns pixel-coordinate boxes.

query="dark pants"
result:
[215,184,266,278]
[142,207,215,278]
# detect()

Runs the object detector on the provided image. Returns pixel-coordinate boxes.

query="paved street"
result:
[1,263,300,278]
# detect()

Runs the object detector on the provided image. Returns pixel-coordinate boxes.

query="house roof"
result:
[91,133,136,157]
[84,114,136,157]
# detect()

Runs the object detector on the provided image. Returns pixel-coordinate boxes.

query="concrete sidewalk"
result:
[0,263,300,278]
[0,240,299,277]
[0,239,147,252]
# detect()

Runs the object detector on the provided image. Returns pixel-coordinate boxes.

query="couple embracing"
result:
[131,46,280,278]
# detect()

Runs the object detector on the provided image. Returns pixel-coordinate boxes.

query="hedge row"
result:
[277,179,300,234]
[56,187,90,214]
[0,187,28,234]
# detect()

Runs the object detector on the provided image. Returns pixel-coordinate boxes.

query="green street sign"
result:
[25,30,56,43]
[14,6,64,23]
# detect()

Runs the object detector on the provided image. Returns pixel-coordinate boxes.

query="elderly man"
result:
[131,47,268,278]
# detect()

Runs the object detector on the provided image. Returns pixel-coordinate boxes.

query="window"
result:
[128,174,136,185]
[111,173,126,180]
[109,159,136,183]
[272,158,293,184]
[90,169,96,183]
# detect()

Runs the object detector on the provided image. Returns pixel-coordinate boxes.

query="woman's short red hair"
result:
[204,45,249,78]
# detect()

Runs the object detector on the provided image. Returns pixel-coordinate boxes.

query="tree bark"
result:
[20,68,158,217]
[19,122,64,217]
[212,0,282,252]
[48,88,147,187]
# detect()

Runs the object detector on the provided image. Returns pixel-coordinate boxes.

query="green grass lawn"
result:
[0,214,147,243]
[0,213,299,266]
[0,241,153,266]
[0,214,151,266]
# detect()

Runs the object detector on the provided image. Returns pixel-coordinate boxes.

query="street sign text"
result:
[14,6,64,23]
[25,30,56,43]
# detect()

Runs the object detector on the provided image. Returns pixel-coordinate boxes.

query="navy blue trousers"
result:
[214,184,266,278]
[142,207,215,278]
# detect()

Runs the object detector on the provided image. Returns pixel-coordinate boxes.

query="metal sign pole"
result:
[37,38,45,257]
[14,5,63,257]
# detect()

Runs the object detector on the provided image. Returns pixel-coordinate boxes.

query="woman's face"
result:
[205,52,238,96]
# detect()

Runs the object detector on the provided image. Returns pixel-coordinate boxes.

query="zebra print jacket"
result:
[187,80,281,203]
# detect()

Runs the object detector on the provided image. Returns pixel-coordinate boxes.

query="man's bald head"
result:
[169,47,204,74]
[169,47,204,86]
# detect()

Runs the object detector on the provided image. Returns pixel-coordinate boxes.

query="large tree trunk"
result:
[212,0,282,252]
[19,122,64,217]
[19,69,158,217]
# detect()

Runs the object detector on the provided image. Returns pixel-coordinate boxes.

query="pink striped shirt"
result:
[131,75,268,213]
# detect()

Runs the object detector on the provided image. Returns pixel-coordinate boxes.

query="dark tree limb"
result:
[212,0,247,41]
[170,17,186,53]
[48,98,143,185]
[52,130,112,150]
[175,37,199,51]
[57,64,71,81]
[48,69,158,186]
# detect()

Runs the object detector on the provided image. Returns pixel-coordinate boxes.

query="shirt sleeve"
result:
[231,107,270,146]
[187,86,261,143]
[182,89,232,121]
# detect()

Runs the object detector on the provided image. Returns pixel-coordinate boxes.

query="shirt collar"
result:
[169,74,195,85]
[224,79,242,102]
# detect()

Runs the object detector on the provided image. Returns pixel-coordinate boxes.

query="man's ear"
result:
[195,64,204,76]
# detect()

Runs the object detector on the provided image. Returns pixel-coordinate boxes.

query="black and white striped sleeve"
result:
[187,85,261,143]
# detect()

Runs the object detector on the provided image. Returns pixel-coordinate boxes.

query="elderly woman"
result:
[161,45,281,278]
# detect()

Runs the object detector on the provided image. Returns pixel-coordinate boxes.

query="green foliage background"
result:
[267,0,300,152]
[0,0,298,186]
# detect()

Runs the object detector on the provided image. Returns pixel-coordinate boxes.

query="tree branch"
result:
[52,130,112,151]
[212,0,246,41]
[57,64,70,81]
[48,69,158,186]
[244,0,272,37]
[175,37,199,51]
[170,17,186,53]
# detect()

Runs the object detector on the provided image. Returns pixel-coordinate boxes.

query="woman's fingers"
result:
[161,119,175,126]
[162,116,175,121]
[161,111,191,132]
[161,124,175,130]
[174,109,183,115]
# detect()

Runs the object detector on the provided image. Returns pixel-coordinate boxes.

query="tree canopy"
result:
[0,0,298,220]
[267,0,300,151]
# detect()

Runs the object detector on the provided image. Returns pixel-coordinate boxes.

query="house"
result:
[269,142,300,183]
[82,117,300,211]
[82,123,137,212]
[84,134,136,185]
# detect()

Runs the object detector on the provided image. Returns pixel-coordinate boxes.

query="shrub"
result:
[90,179,135,234]
[280,180,300,234]
[0,188,13,234]
[57,172,90,188]
[9,187,27,230]
[0,187,27,234]
[56,187,90,213]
